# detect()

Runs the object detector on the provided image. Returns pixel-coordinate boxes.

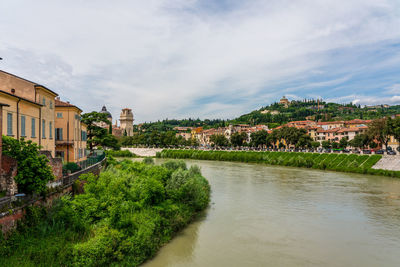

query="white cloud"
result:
[0,0,399,122]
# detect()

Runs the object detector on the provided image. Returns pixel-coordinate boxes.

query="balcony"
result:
[55,140,74,145]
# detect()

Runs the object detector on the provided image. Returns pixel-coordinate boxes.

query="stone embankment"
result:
[122,147,163,157]
[372,155,400,171]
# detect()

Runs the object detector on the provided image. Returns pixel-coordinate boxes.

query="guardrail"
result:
[0,157,106,216]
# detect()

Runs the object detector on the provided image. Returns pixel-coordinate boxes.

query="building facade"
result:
[0,70,58,156]
[55,98,87,163]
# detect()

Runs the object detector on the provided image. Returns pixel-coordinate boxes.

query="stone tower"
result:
[119,108,134,136]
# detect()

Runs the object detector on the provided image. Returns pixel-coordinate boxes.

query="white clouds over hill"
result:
[0,0,399,122]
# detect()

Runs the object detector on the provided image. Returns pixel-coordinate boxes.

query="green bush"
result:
[63,162,81,173]
[0,160,210,266]
[105,150,136,157]
[2,136,55,194]
[143,157,155,165]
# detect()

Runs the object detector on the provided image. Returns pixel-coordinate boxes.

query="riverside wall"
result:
[122,147,163,157]
[372,155,400,171]
[0,158,106,235]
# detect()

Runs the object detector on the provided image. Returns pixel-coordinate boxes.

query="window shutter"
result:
[32,118,36,137]
[21,116,26,136]
[7,113,12,135]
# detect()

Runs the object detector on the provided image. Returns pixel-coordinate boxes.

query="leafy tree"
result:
[230,132,247,147]
[2,136,54,194]
[81,112,111,150]
[339,137,348,149]
[210,134,229,147]
[369,141,378,149]
[368,118,391,150]
[388,117,400,144]
[296,133,313,148]
[332,142,339,149]
[311,141,320,149]
[250,130,269,147]
[321,140,331,149]
[349,134,371,149]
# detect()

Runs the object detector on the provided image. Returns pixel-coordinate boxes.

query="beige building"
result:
[0,70,58,156]
[279,96,290,107]
[55,99,87,163]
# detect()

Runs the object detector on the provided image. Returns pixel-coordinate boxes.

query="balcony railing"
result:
[55,140,74,145]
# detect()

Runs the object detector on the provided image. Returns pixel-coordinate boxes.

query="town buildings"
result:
[97,105,134,137]
[0,70,91,164]
[54,98,88,163]
[0,70,58,156]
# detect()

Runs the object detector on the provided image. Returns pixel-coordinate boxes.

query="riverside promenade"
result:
[122,147,163,157]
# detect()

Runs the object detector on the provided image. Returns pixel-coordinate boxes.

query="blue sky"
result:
[0,0,399,123]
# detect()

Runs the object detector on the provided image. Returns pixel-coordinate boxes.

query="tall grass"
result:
[157,150,400,178]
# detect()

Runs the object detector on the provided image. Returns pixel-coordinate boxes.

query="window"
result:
[31,118,36,137]
[55,128,63,141]
[81,130,87,141]
[49,122,53,139]
[7,113,13,136]
[21,115,26,137]
[57,112,63,118]
[42,97,46,106]
[42,119,46,138]
[55,151,64,159]
[49,101,53,109]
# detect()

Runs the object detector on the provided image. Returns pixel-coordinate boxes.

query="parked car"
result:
[388,150,397,155]
[324,149,332,153]
[342,149,350,153]
[363,150,372,154]
[375,150,384,154]
[353,149,361,154]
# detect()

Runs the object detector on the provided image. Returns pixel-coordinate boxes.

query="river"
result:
[142,159,400,267]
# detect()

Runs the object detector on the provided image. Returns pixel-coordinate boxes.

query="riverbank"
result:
[0,159,210,266]
[157,149,400,177]
[122,147,163,157]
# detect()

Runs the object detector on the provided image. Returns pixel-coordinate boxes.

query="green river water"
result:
[142,159,400,267]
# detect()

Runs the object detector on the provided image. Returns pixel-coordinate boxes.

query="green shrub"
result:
[63,162,81,173]
[162,160,187,171]
[105,150,136,157]
[2,136,55,194]
[0,160,210,266]
[143,157,155,165]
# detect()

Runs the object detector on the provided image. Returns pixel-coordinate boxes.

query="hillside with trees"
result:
[137,100,400,130]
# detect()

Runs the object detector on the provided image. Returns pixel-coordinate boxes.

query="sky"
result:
[0,0,400,123]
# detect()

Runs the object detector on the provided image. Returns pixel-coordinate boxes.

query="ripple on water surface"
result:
[142,159,400,267]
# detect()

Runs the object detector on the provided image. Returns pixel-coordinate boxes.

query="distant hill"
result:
[136,99,400,132]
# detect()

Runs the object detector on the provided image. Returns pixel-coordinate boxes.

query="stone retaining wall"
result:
[0,158,106,235]
[372,155,400,171]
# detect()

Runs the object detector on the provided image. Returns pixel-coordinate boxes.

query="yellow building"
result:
[0,70,58,156]
[55,98,87,163]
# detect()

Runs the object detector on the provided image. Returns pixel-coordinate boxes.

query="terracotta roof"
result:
[55,99,82,112]
[317,121,344,125]
[336,127,367,133]
[345,119,372,124]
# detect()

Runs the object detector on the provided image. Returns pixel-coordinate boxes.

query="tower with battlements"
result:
[119,108,134,136]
